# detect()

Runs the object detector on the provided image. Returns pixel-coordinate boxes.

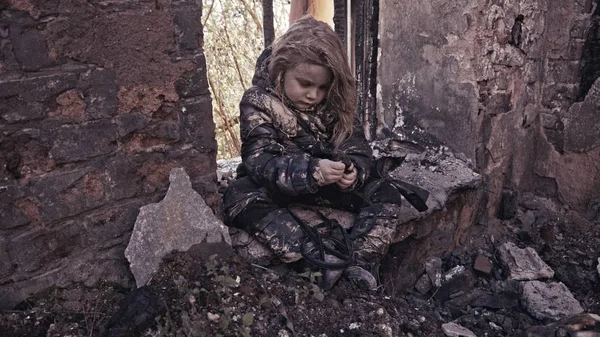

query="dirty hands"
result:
[313,159,357,189]
[336,164,357,189]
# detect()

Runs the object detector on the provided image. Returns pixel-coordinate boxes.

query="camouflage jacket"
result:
[234,48,373,197]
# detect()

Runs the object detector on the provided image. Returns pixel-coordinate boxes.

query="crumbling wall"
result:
[0,0,216,308]
[378,0,600,215]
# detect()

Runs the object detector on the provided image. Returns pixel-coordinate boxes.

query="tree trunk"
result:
[263,0,275,48]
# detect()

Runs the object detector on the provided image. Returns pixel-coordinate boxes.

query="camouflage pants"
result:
[223,176,404,267]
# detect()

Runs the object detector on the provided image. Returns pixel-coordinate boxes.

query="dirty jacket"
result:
[226,48,373,220]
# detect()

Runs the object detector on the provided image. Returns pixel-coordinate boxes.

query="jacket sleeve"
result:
[337,117,373,190]
[239,102,319,196]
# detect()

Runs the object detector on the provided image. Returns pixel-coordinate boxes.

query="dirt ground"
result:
[1,194,599,337]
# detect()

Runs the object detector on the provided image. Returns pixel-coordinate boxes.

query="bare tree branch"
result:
[239,0,263,32]
[202,0,216,27]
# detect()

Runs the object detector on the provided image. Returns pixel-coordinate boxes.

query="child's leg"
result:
[224,177,304,263]
[347,179,406,289]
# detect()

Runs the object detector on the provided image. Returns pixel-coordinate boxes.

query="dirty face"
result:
[282,63,331,111]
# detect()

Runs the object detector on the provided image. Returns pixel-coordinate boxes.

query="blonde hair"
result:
[268,15,356,148]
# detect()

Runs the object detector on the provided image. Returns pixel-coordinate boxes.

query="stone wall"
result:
[0,0,216,308]
[378,0,600,214]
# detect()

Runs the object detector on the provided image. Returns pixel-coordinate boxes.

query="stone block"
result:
[31,168,108,222]
[523,61,541,85]
[0,96,46,124]
[486,92,512,114]
[541,111,561,129]
[570,18,592,39]
[0,72,79,101]
[0,184,30,229]
[105,155,143,201]
[115,112,149,137]
[0,238,14,278]
[125,168,232,287]
[7,225,81,273]
[50,120,119,164]
[144,121,181,141]
[491,44,525,67]
[172,7,202,54]
[565,39,586,60]
[521,281,584,321]
[9,15,53,71]
[498,242,554,280]
[546,60,580,84]
[563,79,600,152]
[78,69,118,119]
[179,98,217,152]
[175,64,210,98]
[542,84,578,109]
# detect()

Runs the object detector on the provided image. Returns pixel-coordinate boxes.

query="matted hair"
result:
[268,15,356,148]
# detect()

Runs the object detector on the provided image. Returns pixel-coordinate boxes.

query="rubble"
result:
[473,254,493,275]
[498,242,554,281]
[441,322,477,337]
[521,281,584,321]
[434,266,477,302]
[425,257,443,288]
[525,313,600,337]
[414,273,433,295]
[125,168,233,287]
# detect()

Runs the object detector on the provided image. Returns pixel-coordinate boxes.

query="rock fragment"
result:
[426,257,443,287]
[498,242,554,280]
[434,266,477,302]
[473,254,492,275]
[125,168,232,287]
[525,313,600,337]
[414,273,433,295]
[441,322,477,337]
[521,281,584,321]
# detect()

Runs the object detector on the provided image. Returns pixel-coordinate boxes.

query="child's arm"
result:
[336,118,373,190]
[238,102,320,196]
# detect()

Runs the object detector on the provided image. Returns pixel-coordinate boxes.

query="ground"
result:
[1,195,599,337]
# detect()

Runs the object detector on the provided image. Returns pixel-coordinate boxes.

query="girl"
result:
[223,16,405,291]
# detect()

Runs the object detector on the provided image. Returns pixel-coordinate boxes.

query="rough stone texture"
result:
[521,281,584,321]
[378,0,600,214]
[441,322,477,337]
[498,242,554,281]
[434,265,477,302]
[125,168,232,287]
[0,0,217,309]
[377,150,484,293]
[526,313,600,337]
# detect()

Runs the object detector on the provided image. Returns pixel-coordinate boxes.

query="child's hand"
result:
[314,159,346,185]
[336,164,357,189]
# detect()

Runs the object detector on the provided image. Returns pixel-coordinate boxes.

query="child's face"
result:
[282,63,330,110]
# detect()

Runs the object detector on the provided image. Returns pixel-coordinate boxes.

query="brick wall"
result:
[0,0,216,308]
